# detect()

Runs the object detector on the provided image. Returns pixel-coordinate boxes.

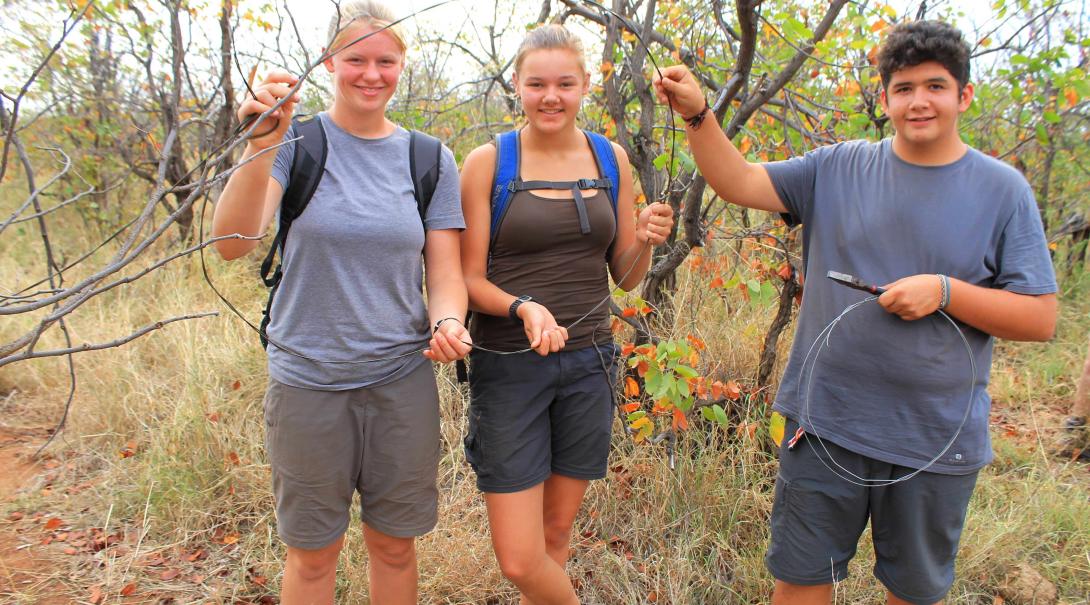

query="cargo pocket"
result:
[463,405,486,476]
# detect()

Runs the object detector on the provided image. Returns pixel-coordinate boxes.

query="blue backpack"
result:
[488,129,621,248]
[455,129,622,382]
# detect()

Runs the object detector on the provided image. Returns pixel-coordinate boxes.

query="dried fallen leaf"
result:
[222,533,240,545]
[88,586,104,604]
[9,511,23,521]
[160,569,181,581]
[121,583,137,596]
[226,452,241,466]
[43,517,62,530]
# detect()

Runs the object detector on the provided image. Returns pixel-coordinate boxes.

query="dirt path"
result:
[0,427,69,604]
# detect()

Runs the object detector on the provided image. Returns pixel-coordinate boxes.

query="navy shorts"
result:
[766,417,979,605]
[465,342,619,493]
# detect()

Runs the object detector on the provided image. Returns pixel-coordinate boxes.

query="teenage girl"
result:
[211,2,470,603]
[459,24,674,605]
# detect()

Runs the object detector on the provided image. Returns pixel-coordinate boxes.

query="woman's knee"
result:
[364,529,416,570]
[496,548,545,585]
[286,539,343,582]
[542,516,574,552]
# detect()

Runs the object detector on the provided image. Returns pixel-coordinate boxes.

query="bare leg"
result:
[281,535,344,605]
[771,580,832,605]
[541,475,590,566]
[363,524,417,605]
[486,483,579,605]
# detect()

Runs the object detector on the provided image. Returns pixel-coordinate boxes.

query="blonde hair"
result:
[513,24,586,75]
[326,0,407,54]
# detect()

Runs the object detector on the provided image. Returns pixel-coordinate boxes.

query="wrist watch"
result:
[509,295,533,321]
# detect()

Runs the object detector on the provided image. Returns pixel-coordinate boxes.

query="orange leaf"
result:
[121,583,137,596]
[708,276,724,289]
[639,305,652,315]
[710,381,724,400]
[1064,87,1078,108]
[777,263,793,280]
[621,343,636,356]
[870,19,888,32]
[725,380,742,400]
[232,380,241,390]
[622,307,638,317]
[672,408,689,431]
[622,402,640,413]
[226,452,241,466]
[636,360,649,377]
[624,377,640,398]
[44,517,62,530]
[738,136,753,155]
[222,533,240,545]
[89,586,104,604]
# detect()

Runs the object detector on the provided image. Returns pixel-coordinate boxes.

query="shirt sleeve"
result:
[993,186,1058,295]
[269,123,297,191]
[423,145,466,231]
[762,147,822,227]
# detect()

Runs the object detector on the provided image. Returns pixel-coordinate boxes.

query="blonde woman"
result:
[212,2,469,603]
[459,24,674,605]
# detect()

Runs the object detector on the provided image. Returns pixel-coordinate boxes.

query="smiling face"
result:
[880,60,973,158]
[513,48,589,134]
[323,22,404,116]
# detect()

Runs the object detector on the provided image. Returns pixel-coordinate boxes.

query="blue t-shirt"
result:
[765,139,1056,474]
[266,113,464,390]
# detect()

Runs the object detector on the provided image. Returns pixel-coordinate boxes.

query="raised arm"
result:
[653,65,787,214]
[211,70,299,260]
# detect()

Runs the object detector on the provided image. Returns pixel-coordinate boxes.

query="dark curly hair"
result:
[877,20,971,90]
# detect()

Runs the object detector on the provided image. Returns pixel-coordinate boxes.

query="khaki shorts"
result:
[263,360,441,549]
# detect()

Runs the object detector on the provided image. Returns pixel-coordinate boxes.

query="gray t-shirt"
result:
[765,139,1056,474]
[266,113,464,390]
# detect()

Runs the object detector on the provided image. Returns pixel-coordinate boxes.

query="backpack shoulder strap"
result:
[489,130,521,246]
[260,114,327,286]
[258,114,327,349]
[584,131,620,215]
[409,129,443,226]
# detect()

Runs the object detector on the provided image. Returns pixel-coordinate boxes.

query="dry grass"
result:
[1,212,1089,604]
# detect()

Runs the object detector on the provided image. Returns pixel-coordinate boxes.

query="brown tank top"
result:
[471,188,616,351]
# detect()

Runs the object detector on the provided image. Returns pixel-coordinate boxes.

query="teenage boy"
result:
[654,20,1057,605]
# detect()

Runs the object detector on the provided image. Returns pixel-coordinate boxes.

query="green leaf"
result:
[782,18,813,41]
[627,411,647,422]
[674,365,698,379]
[1043,110,1061,124]
[701,407,716,422]
[712,404,729,427]
[652,152,669,171]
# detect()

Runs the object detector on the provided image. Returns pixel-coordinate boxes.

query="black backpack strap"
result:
[409,130,443,225]
[258,114,328,348]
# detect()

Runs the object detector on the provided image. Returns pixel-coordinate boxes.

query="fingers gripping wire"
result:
[202,0,679,366]
[796,297,978,487]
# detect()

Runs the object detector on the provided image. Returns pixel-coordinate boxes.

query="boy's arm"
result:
[878,274,1057,341]
[654,65,787,214]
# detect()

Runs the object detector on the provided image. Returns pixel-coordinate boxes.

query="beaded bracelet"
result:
[937,274,951,310]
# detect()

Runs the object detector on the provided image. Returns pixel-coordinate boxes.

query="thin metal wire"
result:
[797,297,978,486]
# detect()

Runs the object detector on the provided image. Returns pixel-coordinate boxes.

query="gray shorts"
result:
[766,417,979,605]
[465,342,618,493]
[263,360,440,549]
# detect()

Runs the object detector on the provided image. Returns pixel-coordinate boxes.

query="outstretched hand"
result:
[518,302,569,356]
[652,65,706,118]
[424,320,472,363]
[878,274,944,321]
[238,69,301,149]
[637,202,675,245]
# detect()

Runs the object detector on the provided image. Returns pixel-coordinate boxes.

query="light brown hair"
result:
[513,23,586,75]
[326,0,407,55]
